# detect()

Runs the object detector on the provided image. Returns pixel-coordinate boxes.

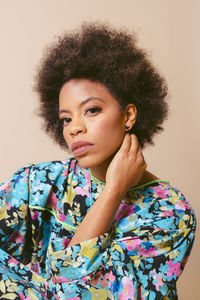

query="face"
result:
[59,79,127,169]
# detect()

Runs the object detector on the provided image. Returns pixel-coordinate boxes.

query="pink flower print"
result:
[115,203,135,222]
[119,276,136,299]
[24,168,30,181]
[85,170,91,185]
[82,277,87,283]
[155,276,164,291]
[166,261,181,278]
[175,199,191,211]
[62,238,71,248]
[105,270,116,283]
[39,240,44,247]
[61,158,69,164]
[47,192,58,209]
[70,159,76,169]
[44,281,49,292]
[31,262,41,274]
[153,186,168,198]
[175,202,186,211]
[15,234,24,244]
[31,210,39,220]
[123,237,142,251]
[150,272,164,291]
[75,186,90,197]
[8,257,19,265]
[161,210,174,217]
[59,214,66,222]
[19,292,31,300]
[181,199,191,210]
[52,276,70,283]
[0,182,11,193]
[9,231,24,243]
[7,201,12,210]
[138,247,160,257]
[62,169,69,177]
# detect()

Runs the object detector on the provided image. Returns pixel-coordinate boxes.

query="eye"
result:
[60,117,72,126]
[86,107,102,115]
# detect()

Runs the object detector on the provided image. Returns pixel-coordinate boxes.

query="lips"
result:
[71,141,94,156]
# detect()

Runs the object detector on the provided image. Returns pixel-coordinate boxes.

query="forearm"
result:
[68,186,123,247]
[68,134,146,247]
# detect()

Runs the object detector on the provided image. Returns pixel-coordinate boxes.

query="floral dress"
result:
[0,158,196,299]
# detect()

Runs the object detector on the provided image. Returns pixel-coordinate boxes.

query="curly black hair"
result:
[34,22,168,149]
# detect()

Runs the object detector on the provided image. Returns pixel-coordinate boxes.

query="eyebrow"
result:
[59,97,105,114]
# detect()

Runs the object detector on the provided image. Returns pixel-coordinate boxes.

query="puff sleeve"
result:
[0,166,47,298]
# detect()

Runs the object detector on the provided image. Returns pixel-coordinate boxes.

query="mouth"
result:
[71,141,94,157]
[72,144,94,156]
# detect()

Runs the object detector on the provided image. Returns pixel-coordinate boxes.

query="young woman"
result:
[0,23,196,299]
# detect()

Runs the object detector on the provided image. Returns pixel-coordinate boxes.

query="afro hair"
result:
[34,22,168,148]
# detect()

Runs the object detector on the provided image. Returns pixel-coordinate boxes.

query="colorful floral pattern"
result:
[0,158,196,299]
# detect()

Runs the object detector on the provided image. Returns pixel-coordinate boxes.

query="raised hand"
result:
[105,134,147,199]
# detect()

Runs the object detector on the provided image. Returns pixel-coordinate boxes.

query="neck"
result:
[90,161,159,187]
[89,154,115,183]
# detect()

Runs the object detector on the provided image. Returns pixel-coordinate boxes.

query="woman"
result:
[0,23,196,299]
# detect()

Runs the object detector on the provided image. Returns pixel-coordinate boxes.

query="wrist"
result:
[103,184,126,202]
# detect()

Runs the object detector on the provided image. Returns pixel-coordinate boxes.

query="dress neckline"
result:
[88,168,170,190]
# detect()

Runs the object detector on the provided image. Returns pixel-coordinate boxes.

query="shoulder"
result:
[116,181,196,239]
[30,157,76,170]
[128,181,196,229]
[148,181,195,213]
[29,157,79,181]
[133,181,193,209]
[1,157,79,187]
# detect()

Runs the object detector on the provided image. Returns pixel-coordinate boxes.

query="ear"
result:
[124,104,137,131]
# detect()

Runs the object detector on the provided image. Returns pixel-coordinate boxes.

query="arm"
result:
[68,134,146,246]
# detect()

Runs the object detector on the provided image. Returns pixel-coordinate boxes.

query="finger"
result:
[137,144,145,160]
[136,146,147,169]
[120,133,131,152]
[129,134,140,153]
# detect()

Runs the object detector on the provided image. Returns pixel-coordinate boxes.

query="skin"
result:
[60,79,136,180]
[59,79,158,246]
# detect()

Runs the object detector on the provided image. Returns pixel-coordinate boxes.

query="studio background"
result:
[0,0,199,299]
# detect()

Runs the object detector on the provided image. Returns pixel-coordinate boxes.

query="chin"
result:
[76,156,102,169]
[76,152,115,170]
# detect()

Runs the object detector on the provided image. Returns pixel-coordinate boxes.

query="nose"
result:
[69,117,87,137]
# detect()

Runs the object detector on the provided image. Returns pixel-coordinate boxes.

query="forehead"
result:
[59,79,119,106]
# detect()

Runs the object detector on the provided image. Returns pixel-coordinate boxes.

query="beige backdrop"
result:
[0,0,199,298]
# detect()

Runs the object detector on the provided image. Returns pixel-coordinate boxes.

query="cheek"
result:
[63,129,69,146]
[92,114,125,145]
